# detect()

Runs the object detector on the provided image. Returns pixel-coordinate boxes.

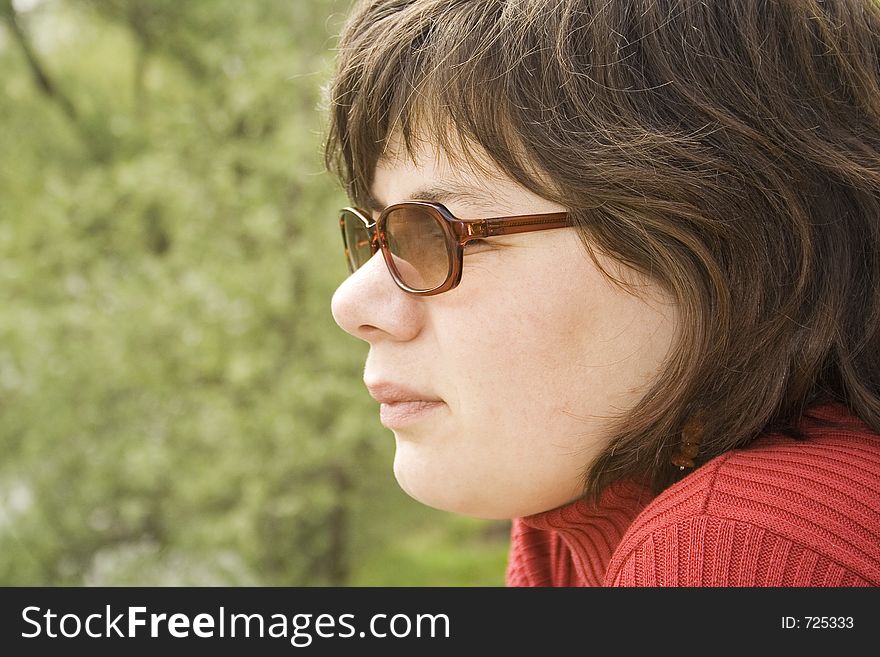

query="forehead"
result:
[370,132,514,209]
[368,132,568,218]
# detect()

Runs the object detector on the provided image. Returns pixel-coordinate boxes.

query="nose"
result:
[331,250,424,343]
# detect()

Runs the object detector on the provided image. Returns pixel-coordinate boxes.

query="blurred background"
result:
[0,0,509,585]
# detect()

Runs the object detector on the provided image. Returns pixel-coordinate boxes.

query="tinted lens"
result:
[383,206,451,291]
[341,209,373,272]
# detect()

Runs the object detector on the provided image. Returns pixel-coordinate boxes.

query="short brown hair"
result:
[324,0,880,500]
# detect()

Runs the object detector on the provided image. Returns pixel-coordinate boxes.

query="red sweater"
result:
[506,403,880,586]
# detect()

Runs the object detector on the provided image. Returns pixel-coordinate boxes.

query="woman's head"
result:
[332,134,678,518]
[326,0,880,516]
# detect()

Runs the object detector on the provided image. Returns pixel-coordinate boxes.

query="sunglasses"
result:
[339,201,571,296]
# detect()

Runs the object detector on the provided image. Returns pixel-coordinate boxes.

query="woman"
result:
[326,0,880,585]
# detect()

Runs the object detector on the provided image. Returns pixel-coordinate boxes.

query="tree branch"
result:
[0,0,80,124]
[127,0,151,119]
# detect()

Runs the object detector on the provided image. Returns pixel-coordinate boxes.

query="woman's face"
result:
[331,136,679,519]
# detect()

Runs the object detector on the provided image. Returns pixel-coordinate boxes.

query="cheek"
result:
[446,281,602,433]
[444,256,675,442]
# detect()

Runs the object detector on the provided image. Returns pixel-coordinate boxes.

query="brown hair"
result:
[324,0,880,500]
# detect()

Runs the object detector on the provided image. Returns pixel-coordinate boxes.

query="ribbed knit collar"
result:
[516,480,654,586]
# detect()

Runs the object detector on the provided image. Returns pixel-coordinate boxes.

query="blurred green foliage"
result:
[0,0,508,585]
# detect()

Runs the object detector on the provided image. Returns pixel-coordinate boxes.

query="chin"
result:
[392,454,520,520]
[393,448,588,519]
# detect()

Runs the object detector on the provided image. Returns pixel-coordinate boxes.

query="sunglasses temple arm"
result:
[459,213,570,240]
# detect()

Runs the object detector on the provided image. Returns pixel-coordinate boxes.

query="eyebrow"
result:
[365,184,497,213]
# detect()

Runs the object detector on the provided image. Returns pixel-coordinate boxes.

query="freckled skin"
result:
[331,137,679,519]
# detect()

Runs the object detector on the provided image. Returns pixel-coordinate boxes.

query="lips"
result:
[365,381,445,429]
[365,381,443,404]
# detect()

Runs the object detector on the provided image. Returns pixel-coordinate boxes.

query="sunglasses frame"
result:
[340,201,571,296]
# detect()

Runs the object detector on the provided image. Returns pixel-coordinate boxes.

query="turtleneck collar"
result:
[510,479,654,586]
